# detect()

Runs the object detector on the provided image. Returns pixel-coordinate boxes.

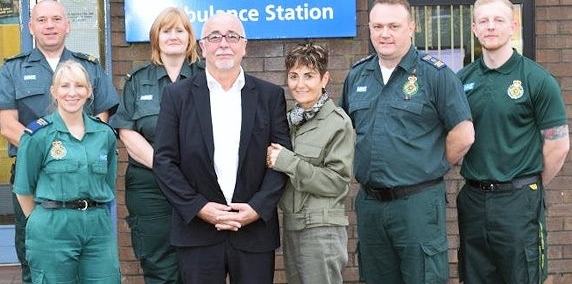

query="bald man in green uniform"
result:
[456,0,569,283]
[340,0,474,283]
[0,1,118,282]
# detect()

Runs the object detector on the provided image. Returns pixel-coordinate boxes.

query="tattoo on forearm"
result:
[541,125,569,140]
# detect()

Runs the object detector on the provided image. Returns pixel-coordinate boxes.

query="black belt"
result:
[364,178,443,201]
[466,175,540,191]
[41,199,107,210]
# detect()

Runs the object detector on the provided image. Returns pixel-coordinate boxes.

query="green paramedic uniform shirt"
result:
[110,61,204,153]
[340,45,472,188]
[12,112,117,203]
[457,50,567,182]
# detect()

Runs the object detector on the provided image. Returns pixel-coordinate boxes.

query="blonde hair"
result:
[473,0,514,21]
[50,60,92,109]
[52,60,91,91]
[149,7,199,65]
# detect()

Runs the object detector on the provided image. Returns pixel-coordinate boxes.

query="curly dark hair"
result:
[285,43,329,77]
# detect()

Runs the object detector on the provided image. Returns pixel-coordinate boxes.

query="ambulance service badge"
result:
[50,140,67,159]
[403,75,418,100]
[507,80,524,99]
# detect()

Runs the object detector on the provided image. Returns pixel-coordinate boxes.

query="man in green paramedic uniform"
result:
[340,0,474,283]
[0,1,119,282]
[456,0,569,283]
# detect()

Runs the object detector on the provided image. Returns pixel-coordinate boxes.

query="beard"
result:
[214,59,235,70]
[479,37,511,52]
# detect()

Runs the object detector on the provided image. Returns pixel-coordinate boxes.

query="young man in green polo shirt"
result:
[456,0,570,283]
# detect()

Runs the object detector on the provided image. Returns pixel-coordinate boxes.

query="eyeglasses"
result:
[201,33,245,43]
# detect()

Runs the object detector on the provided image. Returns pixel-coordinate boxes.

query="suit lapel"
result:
[238,75,258,168]
[192,73,215,163]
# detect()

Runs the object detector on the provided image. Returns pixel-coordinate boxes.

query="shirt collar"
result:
[205,67,246,92]
[479,49,520,75]
[50,111,98,134]
[155,59,194,81]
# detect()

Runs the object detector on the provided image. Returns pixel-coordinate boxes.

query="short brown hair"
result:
[285,43,329,77]
[371,0,412,17]
[149,7,199,65]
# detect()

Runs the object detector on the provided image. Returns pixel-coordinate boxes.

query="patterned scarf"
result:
[288,91,329,127]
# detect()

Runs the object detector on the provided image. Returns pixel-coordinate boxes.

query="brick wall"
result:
[110,0,572,283]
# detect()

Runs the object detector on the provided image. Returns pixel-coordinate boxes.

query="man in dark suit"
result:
[153,12,291,284]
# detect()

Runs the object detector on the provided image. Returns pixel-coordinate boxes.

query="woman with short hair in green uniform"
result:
[13,60,120,283]
[111,7,203,284]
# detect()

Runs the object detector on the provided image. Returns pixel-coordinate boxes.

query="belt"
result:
[466,175,541,191]
[364,178,443,201]
[41,199,107,210]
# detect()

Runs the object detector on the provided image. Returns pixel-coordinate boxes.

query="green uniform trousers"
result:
[356,184,449,284]
[282,226,348,284]
[457,182,547,284]
[26,206,120,283]
[125,164,181,284]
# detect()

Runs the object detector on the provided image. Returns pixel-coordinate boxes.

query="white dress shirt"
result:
[206,68,245,205]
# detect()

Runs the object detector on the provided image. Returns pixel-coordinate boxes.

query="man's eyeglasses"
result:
[202,33,245,43]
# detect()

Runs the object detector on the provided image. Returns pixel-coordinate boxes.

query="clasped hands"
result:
[198,202,260,231]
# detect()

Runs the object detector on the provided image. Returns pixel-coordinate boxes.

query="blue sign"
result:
[124,0,356,42]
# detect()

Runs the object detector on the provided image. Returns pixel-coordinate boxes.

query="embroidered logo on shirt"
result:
[356,86,367,92]
[507,80,524,99]
[463,83,474,92]
[140,95,153,101]
[24,75,37,81]
[99,153,108,161]
[50,141,67,159]
[403,73,418,100]
[529,183,538,191]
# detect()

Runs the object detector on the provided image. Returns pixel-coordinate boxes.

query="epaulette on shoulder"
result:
[193,60,206,70]
[125,62,153,81]
[352,54,375,68]
[3,52,30,63]
[421,54,447,70]
[333,106,348,118]
[72,52,99,63]
[24,117,52,135]
[89,116,118,138]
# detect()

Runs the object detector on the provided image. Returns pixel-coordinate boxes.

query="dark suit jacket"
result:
[153,71,291,253]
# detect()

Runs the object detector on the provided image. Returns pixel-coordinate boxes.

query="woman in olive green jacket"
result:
[267,43,355,284]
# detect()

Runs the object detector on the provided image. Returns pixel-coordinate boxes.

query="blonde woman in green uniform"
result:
[0,2,119,282]
[267,43,355,284]
[111,7,203,284]
[12,60,120,283]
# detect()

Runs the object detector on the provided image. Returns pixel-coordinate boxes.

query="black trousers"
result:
[176,239,275,284]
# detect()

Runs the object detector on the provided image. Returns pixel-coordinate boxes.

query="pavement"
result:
[0,264,21,284]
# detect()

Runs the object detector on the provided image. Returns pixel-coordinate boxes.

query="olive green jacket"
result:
[275,99,355,230]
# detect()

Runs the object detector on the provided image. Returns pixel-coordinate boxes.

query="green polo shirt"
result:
[111,61,204,146]
[0,48,120,156]
[340,46,472,188]
[13,111,117,203]
[458,50,567,182]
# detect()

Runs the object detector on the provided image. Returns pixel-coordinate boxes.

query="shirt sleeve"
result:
[12,134,44,196]
[0,61,17,110]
